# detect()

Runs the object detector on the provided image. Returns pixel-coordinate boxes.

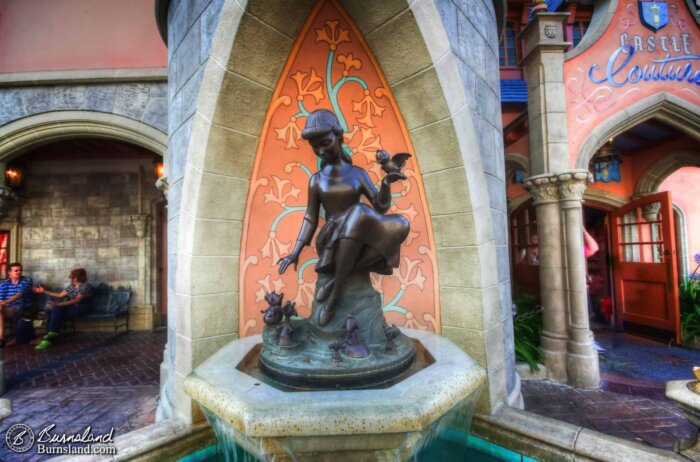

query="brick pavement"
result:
[522,379,697,452]
[0,331,165,461]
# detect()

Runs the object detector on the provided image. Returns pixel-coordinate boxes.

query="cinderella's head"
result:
[302,109,352,166]
[301,109,343,140]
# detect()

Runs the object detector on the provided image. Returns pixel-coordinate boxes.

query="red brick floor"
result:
[0,331,165,461]
[522,379,697,452]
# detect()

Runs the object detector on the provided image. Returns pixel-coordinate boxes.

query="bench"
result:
[70,283,131,337]
[5,284,131,339]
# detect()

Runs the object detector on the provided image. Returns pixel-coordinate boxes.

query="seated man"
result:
[34,268,94,350]
[0,262,34,347]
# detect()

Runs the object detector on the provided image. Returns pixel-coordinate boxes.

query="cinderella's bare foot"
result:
[315,278,335,302]
[318,306,336,327]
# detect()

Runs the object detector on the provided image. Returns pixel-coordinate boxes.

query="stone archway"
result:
[575,93,700,170]
[635,150,700,196]
[583,189,627,210]
[505,153,529,178]
[0,110,167,159]
[170,0,510,421]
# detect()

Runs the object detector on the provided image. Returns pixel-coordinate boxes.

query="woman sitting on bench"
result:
[34,268,94,350]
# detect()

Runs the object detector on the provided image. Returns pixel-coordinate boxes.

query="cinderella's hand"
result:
[382,172,406,185]
[277,253,299,274]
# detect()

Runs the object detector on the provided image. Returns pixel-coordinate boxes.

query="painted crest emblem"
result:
[638,0,668,32]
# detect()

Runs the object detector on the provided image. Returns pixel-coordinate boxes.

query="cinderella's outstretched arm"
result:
[278,175,320,274]
[358,169,403,214]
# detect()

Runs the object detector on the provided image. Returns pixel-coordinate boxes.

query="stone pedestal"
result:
[184,329,486,462]
[666,380,700,459]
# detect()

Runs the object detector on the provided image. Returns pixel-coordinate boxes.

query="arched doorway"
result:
[583,118,700,343]
[0,112,167,328]
[7,138,165,327]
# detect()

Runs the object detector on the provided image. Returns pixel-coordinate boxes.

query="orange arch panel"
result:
[239,0,439,336]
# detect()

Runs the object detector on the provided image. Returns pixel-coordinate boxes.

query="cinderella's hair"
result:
[301,109,352,165]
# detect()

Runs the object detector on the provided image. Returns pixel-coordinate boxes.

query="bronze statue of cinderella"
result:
[278,109,410,327]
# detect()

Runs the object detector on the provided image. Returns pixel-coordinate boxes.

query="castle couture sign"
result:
[564,0,700,160]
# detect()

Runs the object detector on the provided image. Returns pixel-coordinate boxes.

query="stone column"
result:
[130,213,154,330]
[520,12,571,176]
[524,174,568,382]
[558,170,599,389]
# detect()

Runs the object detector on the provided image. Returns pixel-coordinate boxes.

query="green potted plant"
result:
[680,252,700,348]
[512,293,543,372]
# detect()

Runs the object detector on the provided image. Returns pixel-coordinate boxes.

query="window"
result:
[499,21,519,67]
[619,204,664,264]
[511,206,538,266]
[572,21,590,48]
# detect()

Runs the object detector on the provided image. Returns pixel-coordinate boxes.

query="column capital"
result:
[520,12,571,64]
[642,201,662,222]
[557,170,592,202]
[156,176,168,199]
[523,173,559,204]
[130,214,151,239]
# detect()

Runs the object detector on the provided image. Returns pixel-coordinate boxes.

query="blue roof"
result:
[500,79,527,103]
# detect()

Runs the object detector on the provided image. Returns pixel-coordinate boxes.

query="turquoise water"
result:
[177,431,536,462]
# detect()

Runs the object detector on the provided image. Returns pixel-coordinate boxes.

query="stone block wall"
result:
[435,0,516,400]
[162,0,225,421]
[0,82,167,133]
[20,172,142,295]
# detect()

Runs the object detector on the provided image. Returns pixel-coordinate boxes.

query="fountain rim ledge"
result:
[184,328,486,438]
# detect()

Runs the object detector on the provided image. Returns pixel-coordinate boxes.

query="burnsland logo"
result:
[5,423,117,456]
[5,424,35,453]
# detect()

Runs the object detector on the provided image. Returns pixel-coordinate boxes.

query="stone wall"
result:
[0,82,167,133]
[161,0,226,421]
[435,0,515,400]
[17,164,159,304]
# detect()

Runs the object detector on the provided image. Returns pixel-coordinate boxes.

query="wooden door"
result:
[611,191,680,342]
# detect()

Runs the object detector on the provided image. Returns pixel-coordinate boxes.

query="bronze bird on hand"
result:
[376,150,411,177]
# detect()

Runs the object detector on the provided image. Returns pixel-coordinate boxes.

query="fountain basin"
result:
[666,380,700,459]
[184,328,486,461]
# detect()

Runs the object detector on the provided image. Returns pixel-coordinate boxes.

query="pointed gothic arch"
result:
[0,111,167,160]
[172,0,510,417]
[635,150,700,196]
[575,92,700,170]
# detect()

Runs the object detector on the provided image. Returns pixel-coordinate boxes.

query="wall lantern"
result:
[5,161,26,189]
[153,157,164,180]
[592,139,622,183]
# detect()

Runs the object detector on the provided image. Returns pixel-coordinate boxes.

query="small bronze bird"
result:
[376,150,412,175]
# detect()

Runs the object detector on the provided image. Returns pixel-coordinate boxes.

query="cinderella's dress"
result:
[297,166,410,275]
